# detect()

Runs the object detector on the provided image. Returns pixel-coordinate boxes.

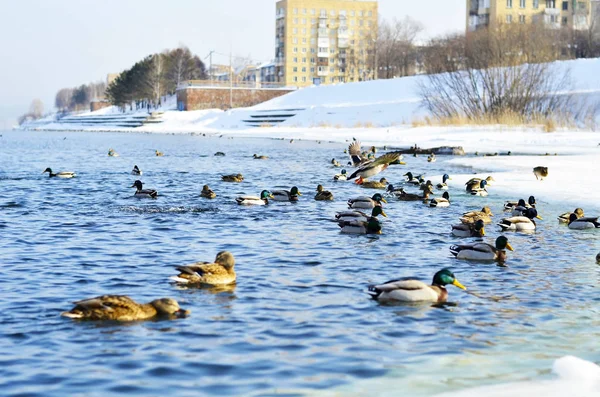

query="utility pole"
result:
[229,48,233,109]
[205,50,215,83]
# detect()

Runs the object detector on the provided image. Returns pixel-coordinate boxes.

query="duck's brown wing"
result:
[73,295,137,311]
[176,262,228,276]
[370,151,401,167]
[348,140,364,166]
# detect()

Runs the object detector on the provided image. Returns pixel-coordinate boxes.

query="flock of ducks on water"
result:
[46,140,599,320]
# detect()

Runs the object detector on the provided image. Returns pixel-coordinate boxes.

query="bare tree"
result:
[55,88,73,111]
[377,16,424,78]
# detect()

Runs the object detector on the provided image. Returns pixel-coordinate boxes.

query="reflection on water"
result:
[0,130,599,396]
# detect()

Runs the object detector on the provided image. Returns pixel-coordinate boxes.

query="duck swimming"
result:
[429,191,450,208]
[42,168,76,178]
[347,193,386,209]
[131,180,158,198]
[466,176,494,192]
[272,186,302,202]
[61,295,189,321]
[108,148,119,157]
[170,251,236,286]
[358,177,388,189]
[222,174,244,182]
[504,196,536,212]
[368,268,466,303]
[131,165,142,176]
[436,174,451,190]
[236,190,273,206]
[498,208,542,232]
[335,206,387,223]
[461,207,493,224]
[558,208,584,223]
[427,153,436,163]
[253,154,268,160]
[450,236,514,262]
[451,219,486,237]
[338,217,382,234]
[331,158,341,167]
[155,150,164,157]
[469,180,488,196]
[334,169,348,181]
[200,185,216,199]
[315,185,334,201]
[567,214,600,229]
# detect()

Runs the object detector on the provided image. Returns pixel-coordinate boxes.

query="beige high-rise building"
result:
[467,0,595,32]
[275,0,378,87]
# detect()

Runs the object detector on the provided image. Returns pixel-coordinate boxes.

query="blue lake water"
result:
[0,129,599,396]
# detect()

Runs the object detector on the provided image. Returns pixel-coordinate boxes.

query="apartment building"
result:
[275,0,378,87]
[467,0,594,32]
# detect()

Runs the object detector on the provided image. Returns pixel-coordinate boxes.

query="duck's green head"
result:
[341,169,347,175]
[371,193,387,203]
[433,269,467,290]
[442,191,450,200]
[525,208,542,220]
[443,174,451,183]
[496,236,514,251]
[479,180,487,189]
[367,217,382,234]
[290,186,302,196]
[528,196,536,206]
[517,199,526,207]
[474,220,485,235]
[42,167,52,174]
[131,180,143,190]
[404,172,413,179]
[260,190,274,200]
[371,206,387,218]
[386,184,395,192]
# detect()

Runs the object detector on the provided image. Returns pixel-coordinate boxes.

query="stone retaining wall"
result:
[176,88,293,111]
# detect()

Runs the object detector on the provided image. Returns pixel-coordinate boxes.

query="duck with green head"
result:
[43,168,76,178]
[429,191,450,208]
[451,219,486,237]
[450,236,514,262]
[235,190,274,206]
[131,180,158,198]
[504,196,536,212]
[335,206,387,223]
[436,174,451,190]
[334,169,348,181]
[347,193,386,209]
[469,180,488,197]
[368,268,466,303]
[338,216,382,235]
[272,186,302,202]
[498,208,542,232]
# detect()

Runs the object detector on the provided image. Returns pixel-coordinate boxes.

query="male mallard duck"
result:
[427,153,436,163]
[452,219,486,237]
[498,208,542,232]
[403,172,422,185]
[358,177,388,189]
[469,180,488,196]
[131,180,158,198]
[61,295,189,321]
[336,206,387,223]
[236,190,273,206]
[131,165,142,176]
[200,185,216,199]
[558,208,584,223]
[466,176,494,191]
[108,148,119,157]
[315,185,334,201]
[155,150,164,157]
[533,166,548,180]
[387,185,431,201]
[331,158,341,167]
[436,174,451,190]
[509,197,538,216]
[347,152,402,183]
[338,217,382,234]
[596,252,600,263]
[568,214,600,229]
[348,140,370,167]
[504,196,536,212]
[253,154,268,160]
[368,268,466,303]
[42,168,76,178]
[348,193,386,209]
[450,236,514,262]
[170,251,236,286]
[272,186,302,202]
[222,174,244,182]
[334,169,348,181]
[214,152,225,156]
[429,191,450,208]
[460,207,493,224]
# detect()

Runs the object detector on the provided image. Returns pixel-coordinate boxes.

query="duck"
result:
[347,140,370,167]
[108,148,119,157]
[498,208,542,232]
[253,154,268,160]
[214,152,226,156]
[131,165,142,176]
[510,197,538,216]
[338,217,382,234]
[451,219,486,237]
[315,185,334,201]
[331,158,341,167]
[596,252,600,264]
[333,169,348,181]
[200,185,216,199]
[533,166,548,180]
[368,268,466,303]
[235,190,273,206]
[347,152,402,183]
[61,295,189,321]
[358,177,388,189]
[436,174,451,190]
[504,196,536,212]
[427,153,436,163]
[567,213,600,229]
[469,180,488,196]
[466,176,494,191]
[460,207,493,224]
[335,206,387,223]
[42,168,76,178]
[450,236,514,262]
[429,191,450,208]
[348,193,387,209]
[386,185,431,201]
[419,180,434,191]
[403,172,422,185]
[558,208,584,223]
[155,150,164,157]
[131,180,158,198]
[272,186,302,202]
[170,251,236,286]
[222,174,244,182]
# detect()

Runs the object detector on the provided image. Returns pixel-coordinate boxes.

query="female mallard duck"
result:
[61,295,189,321]
[236,190,273,205]
[452,219,486,237]
[498,208,542,232]
[315,185,334,201]
[200,185,216,199]
[336,206,387,223]
[155,150,164,157]
[331,158,341,167]
[338,217,382,234]
[427,153,436,163]
[170,251,236,286]
[461,207,493,224]
[419,179,434,191]
[368,268,466,303]
[429,191,450,208]
[469,180,488,196]
[131,165,142,176]
[450,236,514,262]
[108,148,119,157]
[42,168,76,178]
[253,154,268,160]
[222,174,244,182]
[358,177,388,189]
[348,193,386,209]
[131,180,158,198]
[347,152,401,183]
[504,196,536,211]
[568,214,600,229]
[558,208,584,223]
[334,169,348,181]
[466,176,494,191]
[533,166,548,180]
[436,174,451,190]
[272,186,302,202]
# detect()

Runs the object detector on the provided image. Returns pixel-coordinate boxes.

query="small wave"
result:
[118,206,219,214]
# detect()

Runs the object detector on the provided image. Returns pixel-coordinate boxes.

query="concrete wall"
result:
[177,88,294,111]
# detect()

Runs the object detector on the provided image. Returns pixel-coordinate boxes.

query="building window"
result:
[311,28,317,35]
[293,67,298,72]
[546,0,556,8]
[519,14,526,23]
[293,76,298,82]
[302,8,307,14]
[506,0,512,7]
[330,67,335,72]
[368,11,373,16]
[311,18,316,24]
[520,0,526,7]
[533,0,539,8]
[506,14,513,23]
[311,48,316,53]
[330,9,336,16]
[367,20,372,27]
[311,9,315,15]
[562,16,568,25]
[310,67,315,72]
[302,47,307,53]
[301,18,306,24]
[320,9,326,17]
[578,2,586,10]
[330,48,335,54]
[340,10,346,16]
[302,67,306,72]
[330,77,334,83]
[302,28,306,34]
[293,57,298,62]
[358,10,364,17]
[302,38,307,44]
[302,76,307,82]
[562,1,568,10]
[293,45,298,50]
[310,38,316,44]
[293,18,298,24]
[350,10,355,16]
[310,57,315,63]
[293,28,297,34]
[302,57,307,63]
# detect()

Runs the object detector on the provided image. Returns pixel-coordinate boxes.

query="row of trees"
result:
[106,46,206,108]
[55,82,107,113]
[18,99,45,125]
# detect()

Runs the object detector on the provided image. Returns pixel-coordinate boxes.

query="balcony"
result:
[317,70,329,76]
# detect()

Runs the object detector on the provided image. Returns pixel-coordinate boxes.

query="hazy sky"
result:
[0,0,465,128]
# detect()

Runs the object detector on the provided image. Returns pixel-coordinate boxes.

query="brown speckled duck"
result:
[171,251,236,286]
[200,185,216,199]
[315,185,334,201]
